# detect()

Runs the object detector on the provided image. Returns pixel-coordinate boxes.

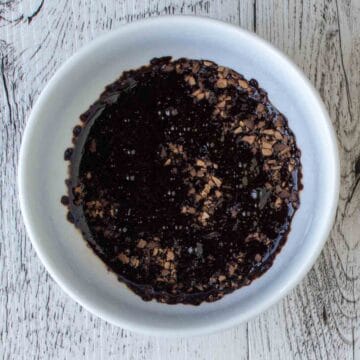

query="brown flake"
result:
[262,148,273,156]
[203,60,213,66]
[192,89,202,97]
[262,129,275,136]
[199,211,210,223]
[196,159,206,168]
[275,116,284,128]
[137,239,147,248]
[213,108,220,116]
[274,131,283,140]
[192,62,200,73]
[216,78,228,88]
[197,169,205,177]
[188,207,196,214]
[185,75,196,86]
[168,143,183,154]
[257,120,266,128]
[217,100,226,109]
[166,250,175,261]
[244,119,255,129]
[256,103,265,113]
[279,146,291,156]
[196,92,205,101]
[262,141,273,150]
[211,176,222,188]
[234,126,243,135]
[242,135,256,144]
[222,68,229,78]
[74,185,83,195]
[163,64,174,72]
[238,79,249,89]
[201,184,211,197]
[118,253,129,264]
[274,197,283,209]
[130,256,140,268]
[273,143,288,153]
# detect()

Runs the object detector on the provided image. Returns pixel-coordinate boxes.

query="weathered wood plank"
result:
[250,0,360,359]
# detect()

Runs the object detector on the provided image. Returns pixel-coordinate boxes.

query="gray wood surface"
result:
[1,0,359,359]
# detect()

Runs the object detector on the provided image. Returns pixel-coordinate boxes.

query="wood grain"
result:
[0,0,359,359]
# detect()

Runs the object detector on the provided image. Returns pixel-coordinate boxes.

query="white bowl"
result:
[18,16,339,337]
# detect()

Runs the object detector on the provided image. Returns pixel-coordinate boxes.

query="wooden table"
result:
[1,1,358,359]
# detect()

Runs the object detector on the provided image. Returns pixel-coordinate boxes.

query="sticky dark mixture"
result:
[63,57,302,305]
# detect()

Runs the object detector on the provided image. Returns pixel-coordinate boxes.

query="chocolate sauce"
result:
[64,57,302,305]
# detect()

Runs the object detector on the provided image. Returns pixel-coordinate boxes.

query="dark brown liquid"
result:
[64,57,302,305]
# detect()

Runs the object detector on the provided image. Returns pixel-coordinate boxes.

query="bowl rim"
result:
[18,15,340,337]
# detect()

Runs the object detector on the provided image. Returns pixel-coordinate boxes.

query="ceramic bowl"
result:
[18,16,339,336]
